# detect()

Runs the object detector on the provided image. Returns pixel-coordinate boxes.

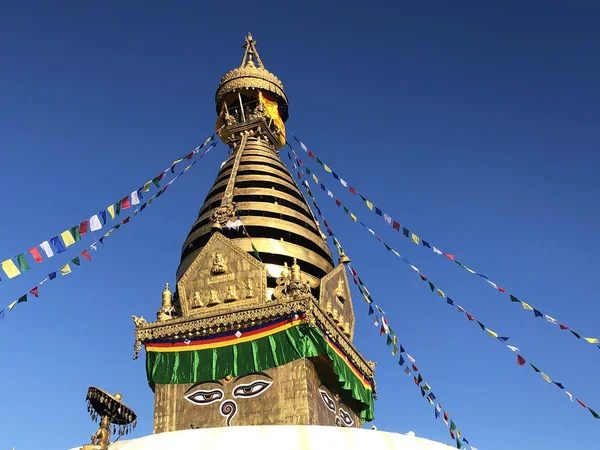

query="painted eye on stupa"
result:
[338,408,354,427]
[319,389,336,412]
[233,380,272,398]
[185,389,224,405]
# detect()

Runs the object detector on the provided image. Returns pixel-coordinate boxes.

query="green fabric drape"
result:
[145,323,374,421]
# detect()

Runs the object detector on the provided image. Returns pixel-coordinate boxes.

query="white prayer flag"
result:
[432,247,443,255]
[506,345,520,352]
[40,241,54,258]
[89,215,103,231]
[406,353,416,363]
[565,391,574,402]
[384,214,392,224]
[90,243,98,251]
[131,190,140,205]
[340,179,348,187]
[545,315,558,325]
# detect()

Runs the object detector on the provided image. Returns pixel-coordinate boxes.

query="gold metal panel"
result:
[318,264,356,341]
[177,233,267,319]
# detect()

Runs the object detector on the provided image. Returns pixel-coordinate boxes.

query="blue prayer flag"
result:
[50,236,66,254]
[49,272,57,280]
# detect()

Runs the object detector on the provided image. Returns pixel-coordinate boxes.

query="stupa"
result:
[72,34,455,450]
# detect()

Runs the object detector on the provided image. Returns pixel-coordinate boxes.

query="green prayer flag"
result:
[384,243,391,251]
[456,440,462,449]
[589,407,600,419]
[476,321,485,331]
[16,253,30,271]
[114,224,121,230]
[417,373,423,384]
[530,363,541,373]
[386,335,392,346]
[148,197,154,205]
[402,227,409,237]
[316,157,323,165]
[305,167,311,174]
[71,257,81,266]
[510,295,520,303]
[570,330,581,339]
[428,281,435,292]
[71,225,81,242]
[17,294,27,304]
[115,200,121,215]
[450,420,456,431]
[152,176,161,188]
[420,386,426,397]
[251,244,261,261]
[343,206,349,214]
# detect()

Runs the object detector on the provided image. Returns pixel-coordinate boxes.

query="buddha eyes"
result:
[233,380,272,398]
[319,389,336,412]
[185,389,224,405]
[339,408,354,427]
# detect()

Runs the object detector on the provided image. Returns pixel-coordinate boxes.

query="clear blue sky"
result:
[0,1,598,449]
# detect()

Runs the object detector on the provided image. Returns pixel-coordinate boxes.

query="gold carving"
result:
[207,290,221,306]
[211,252,228,275]
[224,285,238,303]
[207,273,234,285]
[131,315,148,328]
[335,278,346,303]
[192,292,204,308]
[245,279,255,298]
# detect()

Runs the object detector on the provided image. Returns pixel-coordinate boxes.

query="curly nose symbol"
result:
[220,400,237,426]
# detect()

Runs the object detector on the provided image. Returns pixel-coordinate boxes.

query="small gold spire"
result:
[338,250,351,265]
[162,283,172,308]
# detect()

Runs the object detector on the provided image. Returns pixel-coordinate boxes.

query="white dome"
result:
[69,425,455,450]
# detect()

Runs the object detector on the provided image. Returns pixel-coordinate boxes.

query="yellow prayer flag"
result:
[350,213,357,222]
[172,157,184,166]
[585,337,600,344]
[411,233,420,245]
[8,300,17,311]
[324,164,332,173]
[143,181,152,192]
[312,174,319,184]
[486,328,498,338]
[107,204,116,219]
[184,164,192,172]
[436,288,445,297]
[392,249,401,257]
[422,383,431,391]
[465,267,476,274]
[60,230,75,247]
[366,200,374,210]
[363,286,370,295]
[104,229,114,237]
[541,372,551,383]
[1,259,21,279]
[60,264,71,276]
[522,302,533,311]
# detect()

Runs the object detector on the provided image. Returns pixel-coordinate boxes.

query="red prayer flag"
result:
[379,326,386,336]
[517,355,526,366]
[449,429,455,439]
[308,151,315,158]
[443,411,449,421]
[335,199,341,207]
[186,151,194,159]
[28,247,43,263]
[122,217,130,224]
[497,286,507,293]
[413,376,419,385]
[297,172,302,179]
[29,286,39,297]
[465,312,474,321]
[412,364,418,372]
[299,160,305,167]
[81,250,92,262]
[419,274,427,281]
[443,253,455,260]
[559,323,569,330]
[577,399,587,408]
[392,221,400,231]
[157,172,165,182]
[348,186,357,195]
[79,219,89,236]
[121,196,131,209]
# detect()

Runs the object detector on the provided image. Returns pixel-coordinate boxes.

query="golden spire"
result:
[240,32,264,69]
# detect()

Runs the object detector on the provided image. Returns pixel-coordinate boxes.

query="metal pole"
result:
[238,92,246,122]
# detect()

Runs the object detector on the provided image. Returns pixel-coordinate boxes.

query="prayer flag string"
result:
[0,131,222,282]
[0,141,218,320]
[286,146,600,420]
[288,135,599,349]
[287,144,475,449]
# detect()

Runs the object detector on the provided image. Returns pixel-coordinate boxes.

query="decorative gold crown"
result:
[215,33,289,122]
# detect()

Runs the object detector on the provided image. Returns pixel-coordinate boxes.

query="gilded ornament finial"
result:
[338,250,351,265]
[157,282,177,322]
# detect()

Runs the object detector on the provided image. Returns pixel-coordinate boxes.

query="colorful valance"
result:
[144,315,374,421]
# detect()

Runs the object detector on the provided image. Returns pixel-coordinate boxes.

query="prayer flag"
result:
[559,323,569,330]
[392,221,400,231]
[79,219,89,236]
[81,250,91,262]
[412,364,418,371]
[365,200,374,210]
[517,355,526,366]
[545,315,558,325]
[407,353,416,363]
[436,288,445,297]
[116,200,122,215]
[8,300,17,311]
[131,190,140,205]
[29,247,43,263]
[71,257,81,266]
[533,309,543,318]
[411,233,419,245]
[70,226,81,242]
[251,243,261,261]
[507,345,520,352]
[17,294,27,304]
[61,264,72,276]
[40,241,54,258]
[49,272,57,280]
[541,373,551,383]
[30,286,39,297]
[50,236,66,253]
[90,215,102,231]
[486,329,498,338]
[121,195,131,209]
[107,204,115,219]
[398,355,405,366]
[521,302,533,311]
[584,337,600,344]
[577,399,587,408]
[428,281,435,292]
[16,254,30,271]
[589,408,600,419]
[2,259,20,278]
